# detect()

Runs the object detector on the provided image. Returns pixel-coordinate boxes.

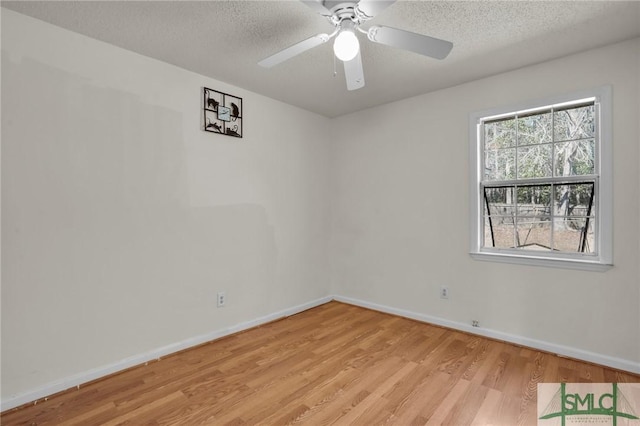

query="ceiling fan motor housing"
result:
[325,1,372,26]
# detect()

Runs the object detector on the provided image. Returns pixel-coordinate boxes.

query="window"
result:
[469,88,612,270]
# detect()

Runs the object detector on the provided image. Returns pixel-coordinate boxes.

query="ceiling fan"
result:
[258,0,453,91]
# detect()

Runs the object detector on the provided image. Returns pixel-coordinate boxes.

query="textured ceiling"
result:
[2,0,639,118]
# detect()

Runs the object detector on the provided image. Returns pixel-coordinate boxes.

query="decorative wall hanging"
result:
[203,87,243,138]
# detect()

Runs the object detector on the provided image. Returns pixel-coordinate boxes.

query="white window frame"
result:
[469,87,612,271]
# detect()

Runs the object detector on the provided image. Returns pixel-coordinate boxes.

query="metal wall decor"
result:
[203,87,243,138]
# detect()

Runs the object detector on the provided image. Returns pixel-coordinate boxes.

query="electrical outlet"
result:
[440,286,449,299]
[472,320,480,327]
[217,291,226,307]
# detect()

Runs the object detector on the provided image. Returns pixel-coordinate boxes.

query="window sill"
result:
[470,252,613,272]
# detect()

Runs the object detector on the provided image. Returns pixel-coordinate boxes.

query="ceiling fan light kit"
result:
[333,21,360,62]
[258,0,453,91]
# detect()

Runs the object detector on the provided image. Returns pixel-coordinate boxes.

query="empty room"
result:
[1,1,639,424]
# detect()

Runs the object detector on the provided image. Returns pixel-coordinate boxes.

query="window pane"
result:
[484,218,516,248]
[517,185,551,215]
[554,104,594,142]
[517,112,552,146]
[484,187,515,216]
[517,144,552,178]
[554,139,595,176]
[485,118,516,149]
[483,217,492,247]
[516,219,551,250]
[483,182,595,253]
[484,148,515,181]
[553,183,595,217]
[553,217,595,253]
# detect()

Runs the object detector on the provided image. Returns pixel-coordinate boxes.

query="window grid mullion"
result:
[513,185,518,248]
[551,106,556,179]
[515,114,519,182]
[550,183,555,251]
[550,109,556,250]
[514,115,519,249]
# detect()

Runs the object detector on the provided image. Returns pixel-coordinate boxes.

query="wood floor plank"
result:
[424,378,472,426]
[389,370,453,424]
[296,355,406,425]
[469,386,503,425]
[57,402,116,426]
[440,381,490,426]
[329,361,418,425]
[2,301,639,426]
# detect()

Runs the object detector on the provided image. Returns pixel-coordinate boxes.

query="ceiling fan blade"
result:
[259,34,330,68]
[343,50,365,91]
[300,0,332,17]
[355,0,397,19]
[367,25,453,60]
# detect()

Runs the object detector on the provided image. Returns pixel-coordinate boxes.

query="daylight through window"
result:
[470,88,612,270]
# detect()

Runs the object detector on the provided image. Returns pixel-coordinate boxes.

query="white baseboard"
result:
[4,293,638,412]
[332,295,640,375]
[0,295,333,412]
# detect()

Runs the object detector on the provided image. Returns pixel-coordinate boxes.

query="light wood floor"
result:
[2,301,638,425]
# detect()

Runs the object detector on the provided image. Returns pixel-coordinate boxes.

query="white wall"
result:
[330,38,640,370]
[1,8,330,402]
